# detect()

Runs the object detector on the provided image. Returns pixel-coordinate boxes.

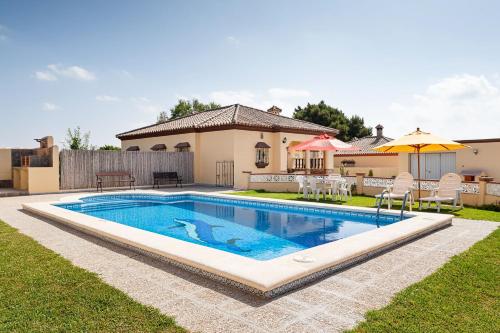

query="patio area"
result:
[0,187,497,333]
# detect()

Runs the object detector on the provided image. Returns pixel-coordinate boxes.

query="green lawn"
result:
[348,228,500,333]
[229,190,500,332]
[229,190,500,222]
[0,220,185,333]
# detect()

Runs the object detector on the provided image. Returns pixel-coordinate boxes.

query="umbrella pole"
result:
[417,146,421,199]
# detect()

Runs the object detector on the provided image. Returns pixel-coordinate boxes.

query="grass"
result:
[0,220,185,333]
[229,190,500,222]
[347,228,500,333]
[229,190,500,332]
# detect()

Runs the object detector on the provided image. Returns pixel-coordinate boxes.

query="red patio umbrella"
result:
[291,134,359,151]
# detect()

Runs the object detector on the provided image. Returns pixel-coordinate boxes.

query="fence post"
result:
[478,176,493,206]
[356,173,365,195]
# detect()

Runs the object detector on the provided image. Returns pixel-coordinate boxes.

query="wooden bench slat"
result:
[153,172,182,188]
[96,171,135,192]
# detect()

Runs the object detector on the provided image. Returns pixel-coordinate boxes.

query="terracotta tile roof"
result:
[335,135,395,155]
[116,104,338,140]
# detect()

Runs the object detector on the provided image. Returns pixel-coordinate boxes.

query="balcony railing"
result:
[291,158,324,171]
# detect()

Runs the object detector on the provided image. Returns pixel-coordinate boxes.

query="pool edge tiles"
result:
[22,190,453,298]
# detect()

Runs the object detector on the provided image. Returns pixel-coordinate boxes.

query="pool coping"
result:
[22,190,453,297]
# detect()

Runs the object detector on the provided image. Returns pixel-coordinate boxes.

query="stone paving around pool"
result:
[0,187,497,333]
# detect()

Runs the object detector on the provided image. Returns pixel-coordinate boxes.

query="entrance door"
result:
[425,154,441,180]
[216,161,234,187]
[410,154,425,180]
[410,152,457,180]
[440,152,456,176]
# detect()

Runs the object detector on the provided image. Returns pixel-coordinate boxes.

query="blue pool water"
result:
[55,194,408,261]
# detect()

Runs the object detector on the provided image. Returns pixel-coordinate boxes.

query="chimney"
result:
[267,105,282,116]
[375,124,383,139]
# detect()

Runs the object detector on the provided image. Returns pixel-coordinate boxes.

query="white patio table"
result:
[304,176,345,201]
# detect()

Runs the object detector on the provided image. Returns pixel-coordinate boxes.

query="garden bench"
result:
[95,172,135,192]
[153,172,183,188]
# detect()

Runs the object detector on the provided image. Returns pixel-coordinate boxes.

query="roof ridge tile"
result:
[195,106,235,128]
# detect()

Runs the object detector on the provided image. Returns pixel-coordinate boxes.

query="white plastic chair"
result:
[296,175,307,196]
[305,176,326,201]
[419,173,463,212]
[375,172,414,210]
[326,174,342,200]
[337,181,352,201]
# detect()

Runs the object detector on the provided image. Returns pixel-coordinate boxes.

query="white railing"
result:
[249,174,357,186]
[363,177,479,194]
[486,182,500,197]
[249,174,480,195]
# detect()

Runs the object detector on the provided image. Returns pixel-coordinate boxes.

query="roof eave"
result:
[117,124,337,140]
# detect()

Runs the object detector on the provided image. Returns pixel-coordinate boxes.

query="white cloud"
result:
[131,96,150,103]
[35,71,57,81]
[225,36,241,46]
[48,64,96,81]
[131,97,162,114]
[96,95,120,102]
[35,64,96,81]
[424,74,497,100]
[386,74,500,139]
[268,88,311,99]
[209,90,256,106]
[42,102,60,111]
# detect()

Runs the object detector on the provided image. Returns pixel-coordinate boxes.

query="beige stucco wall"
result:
[0,148,12,180]
[29,145,60,193]
[120,133,197,153]
[332,167,399,178]
[397,141,500,181]
[198,130,235,185]
[232,131,322,189]
[456,142,500,180]
[333,154,399,177]
[334,154,398,168]
[12,146,60,194]
[485,193,500,205]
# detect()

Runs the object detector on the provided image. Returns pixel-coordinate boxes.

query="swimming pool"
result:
[23,191,452,297]
[55,194,405,260]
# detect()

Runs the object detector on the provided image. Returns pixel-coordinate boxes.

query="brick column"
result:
[356,173,365,195]
[478,176,493,206]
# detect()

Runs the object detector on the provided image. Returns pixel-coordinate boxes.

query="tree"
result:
[156,111,168,124]
[347,115,372,141]
[293,101,372,141]
[167,99,221,120]
[64,126,92,150]
[99,145,121,151]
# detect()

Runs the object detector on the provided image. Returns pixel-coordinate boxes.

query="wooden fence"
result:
[60,150,194,190]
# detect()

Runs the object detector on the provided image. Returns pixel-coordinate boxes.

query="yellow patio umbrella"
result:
[373,128,469,198]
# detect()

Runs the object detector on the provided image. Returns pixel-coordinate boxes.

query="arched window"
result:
[174,142,191,152]
[151,144,166,151]
[255,142,270,168]
[126,146,140,152]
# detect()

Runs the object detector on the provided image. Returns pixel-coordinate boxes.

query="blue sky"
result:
[1,0,499,147]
